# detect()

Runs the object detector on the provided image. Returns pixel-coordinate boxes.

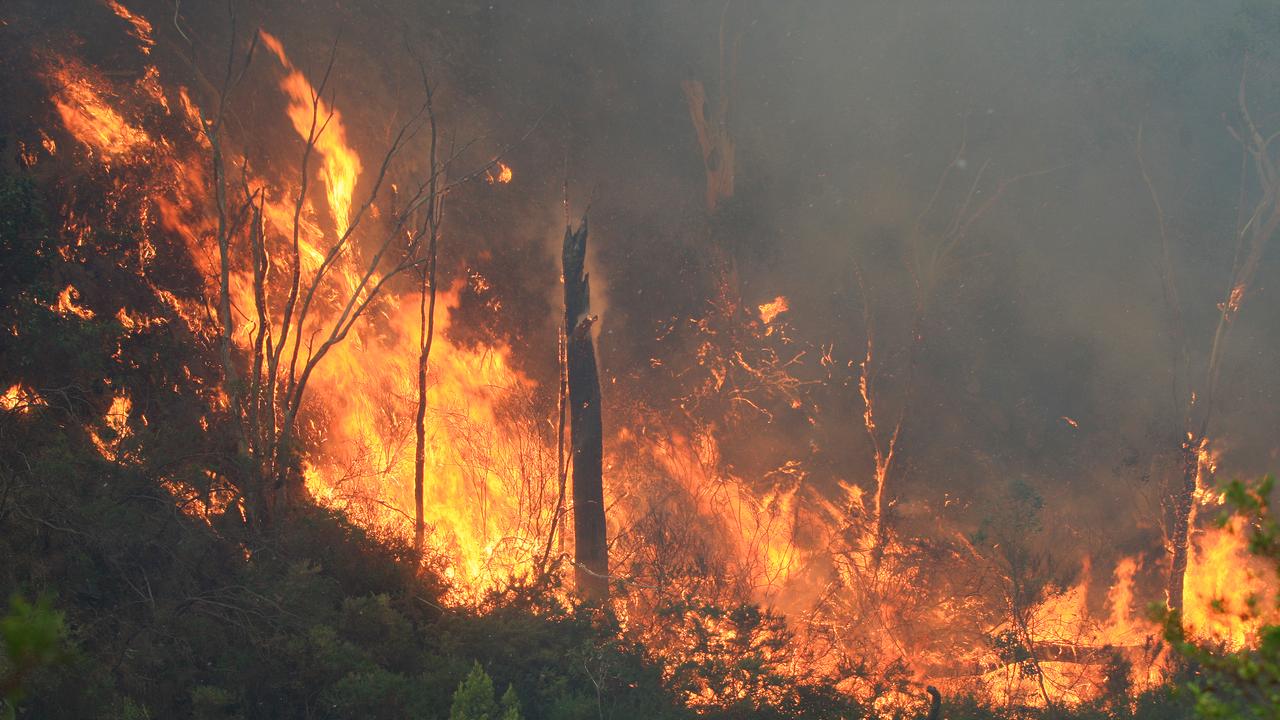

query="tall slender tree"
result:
[1139,67,1280,613]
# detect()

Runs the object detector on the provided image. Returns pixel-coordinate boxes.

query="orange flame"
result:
[53,285,95,320]
[487,161,513,185]
[103,0,154,54]
[1,384,41,413]
[1183,517,1276,648]
[91,392,133,461]
[259,31,362,236]
[757,295,789,325]
[49,61,149,164]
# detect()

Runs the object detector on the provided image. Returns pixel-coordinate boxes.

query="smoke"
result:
[391,0,1280,565]
[7,0,1280,681]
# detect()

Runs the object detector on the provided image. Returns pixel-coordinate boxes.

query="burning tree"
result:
[1138,62,1280,617]
[183,16,501,526]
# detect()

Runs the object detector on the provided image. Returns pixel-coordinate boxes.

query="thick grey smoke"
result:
[401,0,1280,573]
[12,0,1280,602]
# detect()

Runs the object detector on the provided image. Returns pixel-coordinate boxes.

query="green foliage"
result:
[0,595,67,719]
[450,662,522,720]
[1164,475,1280,718]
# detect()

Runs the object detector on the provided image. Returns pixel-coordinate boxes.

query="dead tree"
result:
[682,2,739,214]
[854,133,1047,553]
[563,216,608,601]
[1138,64,1280,613]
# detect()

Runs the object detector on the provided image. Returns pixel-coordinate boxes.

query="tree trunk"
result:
[562,217,607,601]
[414,249,438,556]
[1166,435,1200,612]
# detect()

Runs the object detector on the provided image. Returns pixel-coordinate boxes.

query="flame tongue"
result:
[259,31,361,237]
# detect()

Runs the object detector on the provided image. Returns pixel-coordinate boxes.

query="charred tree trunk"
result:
[1139,68,1280,613]
[1166,436,1199,612]
[923,686,941,720]
[563,217,607,601]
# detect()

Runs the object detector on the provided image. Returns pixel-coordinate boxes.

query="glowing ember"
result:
[1224,283,1245,314]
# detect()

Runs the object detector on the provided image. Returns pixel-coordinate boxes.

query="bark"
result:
[682,79,734,213]
[1166,437,1199,612]
[562,217,607,601]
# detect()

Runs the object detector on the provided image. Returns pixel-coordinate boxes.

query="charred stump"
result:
[563,216,608,601]
[924,686,941,720]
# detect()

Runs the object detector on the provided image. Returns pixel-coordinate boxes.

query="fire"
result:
[90,392,133,461]
[647,433,807,596]
[47,33,553,596]
[487,161,513,185]
[53,284,95,319]
[39,13,1280,714]
[757,295,789,325]
[49,61,149,164]
[241,36,546,595]
[300,287,556,596]
[104,0,154,54]
[259,31,362,236]
[1183,517,1276,648]
[1,384,41,413]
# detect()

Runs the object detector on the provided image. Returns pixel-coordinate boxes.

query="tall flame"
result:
[259,31,362,236]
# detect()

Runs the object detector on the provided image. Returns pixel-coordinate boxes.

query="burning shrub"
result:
[1165,475,1280,719]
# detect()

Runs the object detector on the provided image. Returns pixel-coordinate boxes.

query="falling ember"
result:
[487,161,514,184]
[758,295,789,325]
